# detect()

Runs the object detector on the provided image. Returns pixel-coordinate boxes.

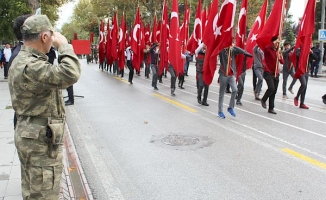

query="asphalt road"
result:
[65,59,326,200]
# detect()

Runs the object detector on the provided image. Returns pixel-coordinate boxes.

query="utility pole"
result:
[319,0,325,74]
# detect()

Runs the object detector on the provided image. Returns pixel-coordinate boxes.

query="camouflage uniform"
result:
[8,15,81,199]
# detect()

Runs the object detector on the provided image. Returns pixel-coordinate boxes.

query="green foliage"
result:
[0,0,70,44]
[0,0,31,43]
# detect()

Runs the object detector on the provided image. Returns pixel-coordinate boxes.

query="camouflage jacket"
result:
[8,44,81,119]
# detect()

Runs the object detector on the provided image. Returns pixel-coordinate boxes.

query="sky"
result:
[55,0,79,29]
[55,0,307,30]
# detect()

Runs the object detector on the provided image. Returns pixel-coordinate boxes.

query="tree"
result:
[0,0,70,44]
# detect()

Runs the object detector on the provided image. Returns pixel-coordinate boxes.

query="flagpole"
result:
[226,47,231,76]
[275,0,287,77]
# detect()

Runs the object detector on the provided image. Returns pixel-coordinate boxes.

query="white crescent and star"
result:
[99,31,104,43]
[220,0,236,32]
[133,24,140,42]
[213,14,222,38]
[118,28,123,43]
[193,18,202,41]
[254,16,262,30]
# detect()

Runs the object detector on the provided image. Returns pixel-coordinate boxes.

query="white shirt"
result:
[125,47,132,60]
[3,48,12,62]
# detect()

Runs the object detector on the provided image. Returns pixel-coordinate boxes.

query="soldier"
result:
[8,15,81,199]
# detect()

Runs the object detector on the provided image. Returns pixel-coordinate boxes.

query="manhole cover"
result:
[161,135,200,146]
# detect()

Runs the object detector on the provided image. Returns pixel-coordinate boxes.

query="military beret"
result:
[21,15,54,34]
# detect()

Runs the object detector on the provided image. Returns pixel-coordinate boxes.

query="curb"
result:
[62,123,94,200]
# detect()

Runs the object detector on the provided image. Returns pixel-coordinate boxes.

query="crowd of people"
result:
[95,36,326,117]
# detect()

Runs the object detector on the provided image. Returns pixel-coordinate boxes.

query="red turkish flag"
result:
[294,0,316,79]
[89,32,94,44]
[235,0,248,80]
[159,0,169,75]
[98,20,105,65]
[118,13,126,70]
[111,12,118,61]
[203,0,237,85]
[131,7,142,72]
[156,21,161,43]
[189,0,202,53]
[201,9,207,37]
[202,0,219,84]
[151,13,157,43]
[144,24,150,45]
[256,0,286,49]
[169,0,181,74]
[245,0,268,69]
[180,0,190,47]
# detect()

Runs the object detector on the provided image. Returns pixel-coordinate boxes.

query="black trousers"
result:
[67,85,74,102]
[127,60,134,83]
[4,62,9,78]
[168,64,176,89]
[261,72,279,110]
[296,72,309,105]
[252,66,257,91]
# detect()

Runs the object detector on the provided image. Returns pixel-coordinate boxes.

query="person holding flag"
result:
[218,45,252,119]
[260,36,283,114]
[253,44,265,100]
[195,43,209,106]
[149,42,160,90]
[281,41,296,99]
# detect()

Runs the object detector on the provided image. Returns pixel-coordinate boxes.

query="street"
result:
[65,59,326,200]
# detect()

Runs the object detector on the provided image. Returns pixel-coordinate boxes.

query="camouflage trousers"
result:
[15,118,64,200]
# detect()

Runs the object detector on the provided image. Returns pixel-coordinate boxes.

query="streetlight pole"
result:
[319,0,325,74]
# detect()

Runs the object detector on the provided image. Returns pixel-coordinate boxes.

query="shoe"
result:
[225,90,231,93]
[314,75,318,78]
[282,94,288,99]
[236,101,243,106]
[218,112,226,119]
[268,109,277,114]
[254,92,261,100]
[261,100,266,109]
[288,88,294,94]
[129,81,133,84]
[159,80,163,83]
[202,102,209,106]
[294,97,298,106]
[4,76,8,79]
[154,87,159,90]
[180,86,185,89]
[227,108,236,117]
[171,88,175,96]
[299,104,309,109]
[197,97,202,104]
[323,98,326,105]
[65,100,74,106]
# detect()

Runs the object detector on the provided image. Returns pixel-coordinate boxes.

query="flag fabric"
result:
[203,0,236,85]
[118,13,126,70]
[168,0,181,74]
[180,0,190,47]
[256,0,286,50]
[201,9,207,38]
[131,7,142,72]
[189,0,202,53]
[89,32,94,44]
[159,0,169,75]
[245,0,268,69]
[145,24,150,45]
[111,12,119,61]
[73,32,78,40]
[105,21,113,65]
[294,0,316,78]
[98,20,105,65]
[235,0,248,80]
[151,12,157,43]
[202,0,219,85]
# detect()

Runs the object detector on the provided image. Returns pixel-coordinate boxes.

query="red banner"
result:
[71,40,91,54]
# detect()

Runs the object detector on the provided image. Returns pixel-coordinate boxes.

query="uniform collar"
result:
[21,45,48,60]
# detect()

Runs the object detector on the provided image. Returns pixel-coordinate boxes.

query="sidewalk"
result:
[0,78,93,199]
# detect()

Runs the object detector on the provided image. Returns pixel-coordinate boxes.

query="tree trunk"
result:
[26,0,40,13]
